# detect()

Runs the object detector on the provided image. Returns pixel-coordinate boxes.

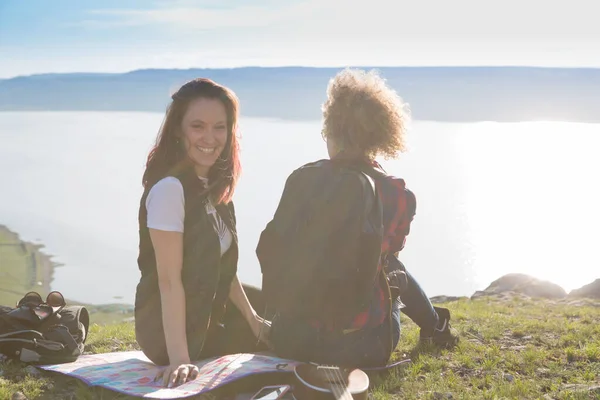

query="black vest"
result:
[134,170,238,365]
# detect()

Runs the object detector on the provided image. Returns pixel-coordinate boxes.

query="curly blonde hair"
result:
[321,68,410,160]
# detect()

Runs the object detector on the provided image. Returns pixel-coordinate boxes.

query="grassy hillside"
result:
[1,296,599,399]
[2,225,599,398]
[0,227,52,308]
[0,226,133,325]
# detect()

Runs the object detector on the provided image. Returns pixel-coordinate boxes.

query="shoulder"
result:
[146,177,185,208]
[373,174,416,213]
[151,176,183,190]
[226,200,236,215]
[290,159,331,176]
[145,177,185,232]
[148,176,184,194]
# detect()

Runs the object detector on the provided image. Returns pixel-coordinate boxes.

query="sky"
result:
[0,0,599,78]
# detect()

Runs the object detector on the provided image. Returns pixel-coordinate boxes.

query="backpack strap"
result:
[0,329,44,340]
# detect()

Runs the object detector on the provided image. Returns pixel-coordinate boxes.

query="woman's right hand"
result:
[155,362,200,388]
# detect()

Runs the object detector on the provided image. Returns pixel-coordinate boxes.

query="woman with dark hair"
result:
[134,78,270,388]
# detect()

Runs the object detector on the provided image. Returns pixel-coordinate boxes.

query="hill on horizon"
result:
[1,66,600,123]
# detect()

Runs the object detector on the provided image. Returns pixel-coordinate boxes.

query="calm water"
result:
[1,112,599,304]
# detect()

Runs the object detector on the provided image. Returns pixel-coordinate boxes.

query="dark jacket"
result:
[134,170,238,365]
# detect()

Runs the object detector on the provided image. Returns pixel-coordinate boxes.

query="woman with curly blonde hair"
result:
[261,69,457,368]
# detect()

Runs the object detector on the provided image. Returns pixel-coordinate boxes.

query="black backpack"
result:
[256,159,384,325]
[0,293,89,365]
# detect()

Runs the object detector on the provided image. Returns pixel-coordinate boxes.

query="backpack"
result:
[256,159,384,324]
[0,293,90,365]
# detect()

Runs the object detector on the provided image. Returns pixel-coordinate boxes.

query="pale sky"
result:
[0,0,598,78]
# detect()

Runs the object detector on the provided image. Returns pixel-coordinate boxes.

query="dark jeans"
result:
[393,258,440,336]
[269,257,439,368]
[211,272,439,368]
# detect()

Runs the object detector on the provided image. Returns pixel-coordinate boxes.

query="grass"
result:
[1,296,599,399]
[371,296,600,400]
[0,226,50,308]
[2,225,599,398]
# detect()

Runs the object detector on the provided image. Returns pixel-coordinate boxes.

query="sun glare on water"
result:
[455,121,600,292]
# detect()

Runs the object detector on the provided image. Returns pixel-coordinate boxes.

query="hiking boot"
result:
[419,307,459,348]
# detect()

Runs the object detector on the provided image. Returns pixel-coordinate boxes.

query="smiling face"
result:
[180,97,229,178]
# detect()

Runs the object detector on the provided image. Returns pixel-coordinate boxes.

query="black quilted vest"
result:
[134,170,238,365]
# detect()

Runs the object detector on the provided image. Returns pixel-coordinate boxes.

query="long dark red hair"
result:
[142,78,241,204]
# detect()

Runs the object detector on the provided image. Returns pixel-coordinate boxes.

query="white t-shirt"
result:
[145,176,233,256]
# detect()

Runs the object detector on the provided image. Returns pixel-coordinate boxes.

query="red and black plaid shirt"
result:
[345,162,416,331]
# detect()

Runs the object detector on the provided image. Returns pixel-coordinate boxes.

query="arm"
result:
[145,177,200,387]
[150,228,190,365]
[228,274,271,345]
[228,274,258,322]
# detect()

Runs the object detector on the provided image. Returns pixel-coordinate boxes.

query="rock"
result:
[536,367,551,378]
[24,365,41,377]
[429,295,468,304]
[568,278,600,299]
[560,383,600,394]
[564,299,600,307]
[500,345,527,351]
[503,373,515,382]
[432,392,453,399]
[11,392,28,400]
[471,273,567,300]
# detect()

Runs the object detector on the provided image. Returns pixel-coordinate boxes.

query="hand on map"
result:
[251,315,272,348]
[155,362,199,388]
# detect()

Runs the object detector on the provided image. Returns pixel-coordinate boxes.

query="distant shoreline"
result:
[0,224,56,300]
[2,110,598,128]
[0,224,134,317]
[2,66,599,123]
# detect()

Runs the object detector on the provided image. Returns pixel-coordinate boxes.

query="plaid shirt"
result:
[346,162,416,331]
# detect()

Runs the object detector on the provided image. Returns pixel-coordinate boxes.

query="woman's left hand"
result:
[250,315,272,348]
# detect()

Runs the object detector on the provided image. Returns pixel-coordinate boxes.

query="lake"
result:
[0,112,599,304]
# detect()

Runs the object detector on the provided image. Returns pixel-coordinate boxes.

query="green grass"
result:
[0,226,49,308]
[371,297,600,400]
[2,226,600,398]
[1,297,599,399]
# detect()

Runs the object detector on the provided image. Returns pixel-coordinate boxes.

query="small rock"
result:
[12,392,28,400]
[521,335,533,340]
[429,295,467,304]
[536,367,551,377]
[503,373,515,382]
[472,273,567,299]
[560,383,600,393]
[432,392,453,399]
[500,345,527,351]
[24,365,41,377]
